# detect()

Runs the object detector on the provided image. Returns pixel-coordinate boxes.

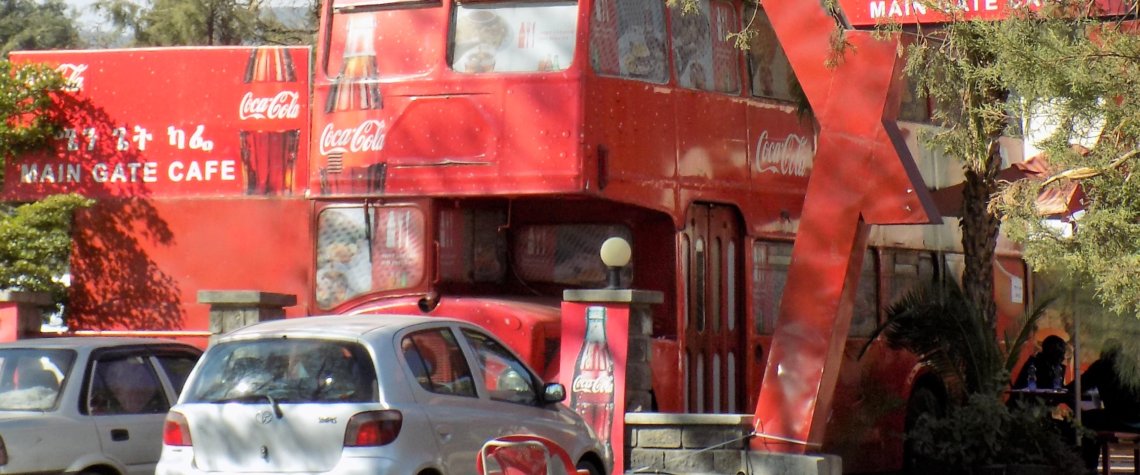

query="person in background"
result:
[1071,339,1140,471]
[1013,335,1068,390]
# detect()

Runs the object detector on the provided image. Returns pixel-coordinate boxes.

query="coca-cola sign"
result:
[239,91,302,120]
[319,120,386,156]
[572,374,615,394]
[755,130,815,177]
[55,63,87,92]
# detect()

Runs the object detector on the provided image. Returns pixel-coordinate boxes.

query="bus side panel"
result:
[582,77,678,214]
[67,198,313,346]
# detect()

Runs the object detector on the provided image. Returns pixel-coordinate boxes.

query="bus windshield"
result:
[449,2,578,74]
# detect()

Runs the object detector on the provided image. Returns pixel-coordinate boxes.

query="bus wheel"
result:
[903,384,945,474]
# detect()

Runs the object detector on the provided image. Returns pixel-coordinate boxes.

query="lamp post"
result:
[599,237,631,290]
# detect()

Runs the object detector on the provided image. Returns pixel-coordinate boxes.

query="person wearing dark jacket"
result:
[1013,335,1068,390]
[1070,339,1140,472]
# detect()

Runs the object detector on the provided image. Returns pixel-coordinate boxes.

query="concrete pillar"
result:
[0,291,52,342]
[198,290,296,344]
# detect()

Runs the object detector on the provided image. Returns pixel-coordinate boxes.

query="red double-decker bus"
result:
[306,0,1034,472]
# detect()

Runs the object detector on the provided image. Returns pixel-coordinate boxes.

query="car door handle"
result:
[110,429,129,441]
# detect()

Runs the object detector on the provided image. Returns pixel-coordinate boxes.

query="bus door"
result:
[681,203,745,413]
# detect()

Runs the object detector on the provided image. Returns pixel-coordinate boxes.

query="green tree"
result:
[0,60,94,306]
[94,0,317,46]
[0,0,82,55]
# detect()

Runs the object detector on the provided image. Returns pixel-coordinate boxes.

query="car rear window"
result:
[0,349,76,411]
[184,339,377,404]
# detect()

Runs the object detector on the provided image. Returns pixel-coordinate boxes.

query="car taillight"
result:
[344,410,402,447]
[163,411,193,447]
[0,434,7,465]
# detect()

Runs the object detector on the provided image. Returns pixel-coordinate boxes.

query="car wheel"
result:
[575,459,603,475]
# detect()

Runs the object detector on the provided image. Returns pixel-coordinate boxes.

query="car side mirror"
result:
[542,382,566,404]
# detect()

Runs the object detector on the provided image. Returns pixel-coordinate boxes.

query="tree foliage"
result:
[0,0,81,55]
[94,0,317,46]
[993,10,1140,321]
[0,60,94,307]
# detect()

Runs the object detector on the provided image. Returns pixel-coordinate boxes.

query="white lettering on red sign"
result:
[55,63,88,92]
[239,91,302,120]
[319,120,386,156]
[572,374,615,394]
[755,130,814,177]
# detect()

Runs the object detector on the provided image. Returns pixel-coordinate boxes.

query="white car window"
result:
[460,329,537,405]
[401,329,476,397]
[89,355,168,415]
[0,349,74,411]
[183,339,378,403]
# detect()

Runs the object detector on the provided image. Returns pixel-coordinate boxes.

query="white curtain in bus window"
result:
[451,2,577,74]
[744,6,796,102]
[589,0,667,83]
[316,207,375,309]
[670,0,740,93]
[512,225,632,286]
[372,207,426,290]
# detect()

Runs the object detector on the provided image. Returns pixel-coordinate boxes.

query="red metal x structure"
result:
[751,4,940,451]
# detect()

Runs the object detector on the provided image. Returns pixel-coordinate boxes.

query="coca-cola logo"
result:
[319,120,386,156]
[55,63,87,92]
[755,130,815,177]
[239,91,301,120]
[572,374,615,394]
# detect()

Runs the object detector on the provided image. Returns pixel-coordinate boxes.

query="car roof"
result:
[220,314,467,341]
[0,336,197,351]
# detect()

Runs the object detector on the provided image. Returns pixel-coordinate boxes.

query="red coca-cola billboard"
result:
[560,302,629,472]
[4,47,310,200]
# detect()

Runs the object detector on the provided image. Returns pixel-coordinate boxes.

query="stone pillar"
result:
[0,291,52,341]
[198,290,296,344]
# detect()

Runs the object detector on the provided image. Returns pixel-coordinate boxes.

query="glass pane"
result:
[90,355,168,415]
[462,329,538,405]
[590,0,668,82]
[402,329,477,397]
[184,339,378,404]
[451,3,578,74]
[156,354,200,398]
[752,241,791,334]
[512,224,633,286]
[744,5,797,102]
[0,349,74,411]
[438,207,508,284]
[316,205,426,309]
[670,0,740,93]
[850,250,879,337]
[316,207,374,308]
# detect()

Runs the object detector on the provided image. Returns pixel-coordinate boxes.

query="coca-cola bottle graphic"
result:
[239,46,301,195]
[322,15,384,195]
[571,307,616,463]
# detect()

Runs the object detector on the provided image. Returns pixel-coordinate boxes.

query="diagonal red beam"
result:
[751,5,940,451]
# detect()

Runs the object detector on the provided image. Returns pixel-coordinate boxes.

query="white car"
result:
[157,314,609,475]
[0,337,202,475]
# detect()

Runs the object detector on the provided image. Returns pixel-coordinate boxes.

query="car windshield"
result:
[184,339,377,404]
[0,349,76,411]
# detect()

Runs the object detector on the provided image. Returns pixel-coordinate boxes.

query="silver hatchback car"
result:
[0,337,202,475]
[157,314,609,475]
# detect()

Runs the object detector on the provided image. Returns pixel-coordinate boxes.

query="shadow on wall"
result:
[31,94,183,330]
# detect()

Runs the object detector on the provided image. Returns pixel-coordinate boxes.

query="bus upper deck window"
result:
[744,5,797,102]
[449,2,578,74]
[589,0,668,83]
[669,0,741,94]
